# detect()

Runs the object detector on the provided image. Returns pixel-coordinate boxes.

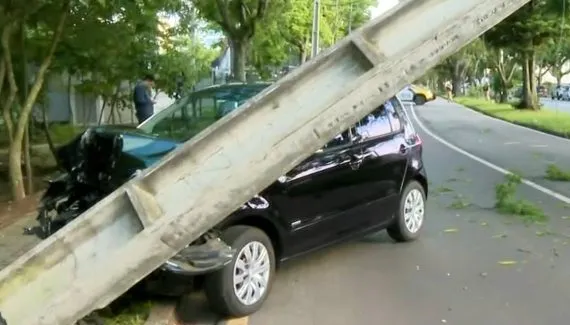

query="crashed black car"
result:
[31,82,428,317]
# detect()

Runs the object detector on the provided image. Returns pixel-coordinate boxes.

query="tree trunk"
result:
[23,123,33,194]
[8,0,69,201]
[298,45,307,64]
[67,73,75,125]
[2,24,17,146]
[499,81,509,103]
[518,55,539,110]
[20,23,33,194]
[42,103,58,168]
[98,98,107,125]
[231,38,248,82]
[451,61,463,96]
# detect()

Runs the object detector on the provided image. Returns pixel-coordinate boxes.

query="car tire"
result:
[204,226,276,317]
[413,94,427,105]
[387,180,426,242]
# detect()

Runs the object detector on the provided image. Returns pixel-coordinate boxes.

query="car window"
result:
[319,97,405,151]
[138,84,269,141]
[386,98,404,132]
[353,101,394,140]
[322,126,359,149]
[143,92,217,141]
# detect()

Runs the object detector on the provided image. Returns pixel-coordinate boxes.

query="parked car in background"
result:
[537,85,548,97]
[30,83,429,318]
[397,86,415,102]
[551,85,570,100]
[409,84,436,105]
[397,84,435,105]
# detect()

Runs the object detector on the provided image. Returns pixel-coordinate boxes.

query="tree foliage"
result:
[191,0,270,82]
[484,0,569,109]
[0,0,217,201]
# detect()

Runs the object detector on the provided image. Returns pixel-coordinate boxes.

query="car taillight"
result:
[413,134,422,145]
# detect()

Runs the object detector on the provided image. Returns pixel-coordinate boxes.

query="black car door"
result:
[342,98,410,232]
[269,130,365,255]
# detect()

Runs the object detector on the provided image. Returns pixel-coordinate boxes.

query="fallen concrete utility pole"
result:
[0,0,530,324]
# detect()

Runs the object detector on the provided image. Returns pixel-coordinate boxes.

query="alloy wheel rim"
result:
[233,241,271,306]
[403,189,424,233]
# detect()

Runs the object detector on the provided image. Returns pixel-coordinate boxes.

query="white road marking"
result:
[503,141,520,145]
[530,144,548,148]
[409,105,570,205]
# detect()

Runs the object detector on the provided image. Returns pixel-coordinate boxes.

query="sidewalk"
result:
[0,213,40,269]
[0,193,42,269]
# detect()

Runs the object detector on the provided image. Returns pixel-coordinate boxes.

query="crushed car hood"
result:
[56,126,180,185]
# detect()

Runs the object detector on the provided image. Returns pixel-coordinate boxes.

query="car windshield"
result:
[138,83,270,142]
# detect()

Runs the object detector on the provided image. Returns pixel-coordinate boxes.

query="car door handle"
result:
[349,159,362,170]
[349,152,371,170]
[399,144,409,154]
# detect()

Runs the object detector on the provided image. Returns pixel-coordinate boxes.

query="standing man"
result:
[133,74,156,124]
[444,80,453,102]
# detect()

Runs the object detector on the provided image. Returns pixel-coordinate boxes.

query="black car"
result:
[32,82,428,317]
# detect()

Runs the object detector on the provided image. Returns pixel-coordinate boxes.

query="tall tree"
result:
[436,38,487,96]
[539,38,570,85]
[0,0,198,201]
[192,0,269,82]
[154,35,218,96]
[255,0,374,68]
[484,0,568,109]
[487,47,520,102]
[0,0,71,200]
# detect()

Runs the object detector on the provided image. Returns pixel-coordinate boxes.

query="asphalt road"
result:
[540,97,570,113]
[240,99,570,325]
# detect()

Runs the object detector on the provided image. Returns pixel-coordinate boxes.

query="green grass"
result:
[100,300,153,325]
[495,173,546,223]
[455,97,570,138]
[545,164,570,181]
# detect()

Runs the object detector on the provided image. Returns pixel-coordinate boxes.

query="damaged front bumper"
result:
[160,236,235,276]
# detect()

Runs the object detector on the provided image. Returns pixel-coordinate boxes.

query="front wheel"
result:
[204,226,276,317]
[387,180,426,242]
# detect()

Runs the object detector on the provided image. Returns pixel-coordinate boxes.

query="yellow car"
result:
[410,84,436,105]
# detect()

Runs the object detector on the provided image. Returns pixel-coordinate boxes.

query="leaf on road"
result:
[562,216,570,220]
[480,221,488,226]
[492,233,507,239]
[498,260,518,266]
[536,231,546,237]
[443,228,459,233]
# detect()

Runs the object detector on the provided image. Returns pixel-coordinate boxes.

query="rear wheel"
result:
[204,226,275,317]
[387,180,426,242]
[413,94,427,105]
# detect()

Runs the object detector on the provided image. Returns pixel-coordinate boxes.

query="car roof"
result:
[193,82,272,94]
